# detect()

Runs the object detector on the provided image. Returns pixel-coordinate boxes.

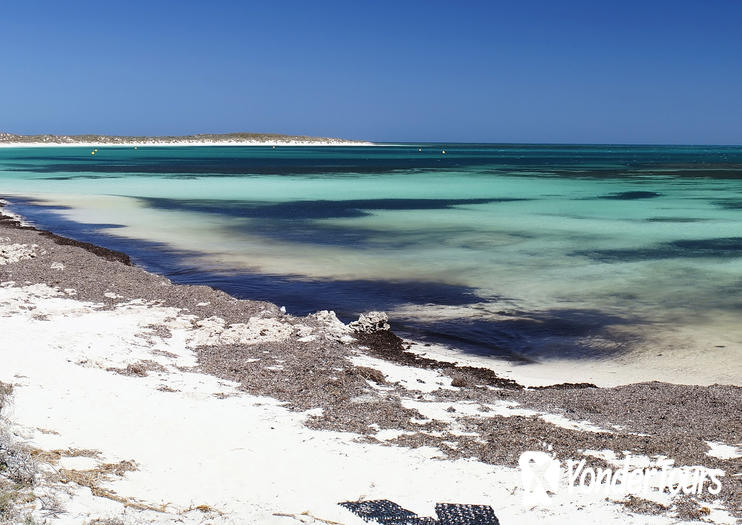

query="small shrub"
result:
[0,382,11,412]
[0,431,36,486]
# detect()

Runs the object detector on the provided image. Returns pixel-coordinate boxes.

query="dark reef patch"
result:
[646,217,706,223]
[394,308,637,361]
[135,196,532,249]
[574,237,742,262]
[598,191,662,200]
[712,199,742,210]
[41,175,125,181]
[137,197,526,220]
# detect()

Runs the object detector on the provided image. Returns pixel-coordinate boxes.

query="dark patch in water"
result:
[137,197,524,220]
[135,196,531,249]
[225,221,526,250]
[42,175,125,181]
[712,199,742,210]
[136,196,533,249]
[598,191,662,200]
[395,308,636,361]
[190,272,484,319]
[646,217,706,223]
[574,237,742,262]
[673,238,742,253]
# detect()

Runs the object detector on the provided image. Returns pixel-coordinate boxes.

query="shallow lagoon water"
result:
[1,144,740,380]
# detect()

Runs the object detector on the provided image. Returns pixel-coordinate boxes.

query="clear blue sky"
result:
[1,0,740,144]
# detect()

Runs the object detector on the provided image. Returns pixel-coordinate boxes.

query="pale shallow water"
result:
[1,144,740,381]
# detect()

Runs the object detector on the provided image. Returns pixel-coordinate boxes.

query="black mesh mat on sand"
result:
[340,499,500,525]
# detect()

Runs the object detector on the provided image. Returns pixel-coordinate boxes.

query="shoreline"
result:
[1,202,740,524]
[5,193,738,389]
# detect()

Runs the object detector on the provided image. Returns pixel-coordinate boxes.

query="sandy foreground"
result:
[0,205,740,525]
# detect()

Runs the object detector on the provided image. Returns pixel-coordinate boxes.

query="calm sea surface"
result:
[1,144,740,373]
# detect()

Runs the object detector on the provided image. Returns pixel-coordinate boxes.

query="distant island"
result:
[0,131,374,147]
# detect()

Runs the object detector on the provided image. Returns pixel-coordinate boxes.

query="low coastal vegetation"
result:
[0,382,40,525]
[0,382,9,411]
[0,131,369,145]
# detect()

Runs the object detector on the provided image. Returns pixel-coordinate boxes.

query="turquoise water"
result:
[1,144,740,374]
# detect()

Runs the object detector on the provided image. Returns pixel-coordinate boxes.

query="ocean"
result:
[1,144,740,380]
